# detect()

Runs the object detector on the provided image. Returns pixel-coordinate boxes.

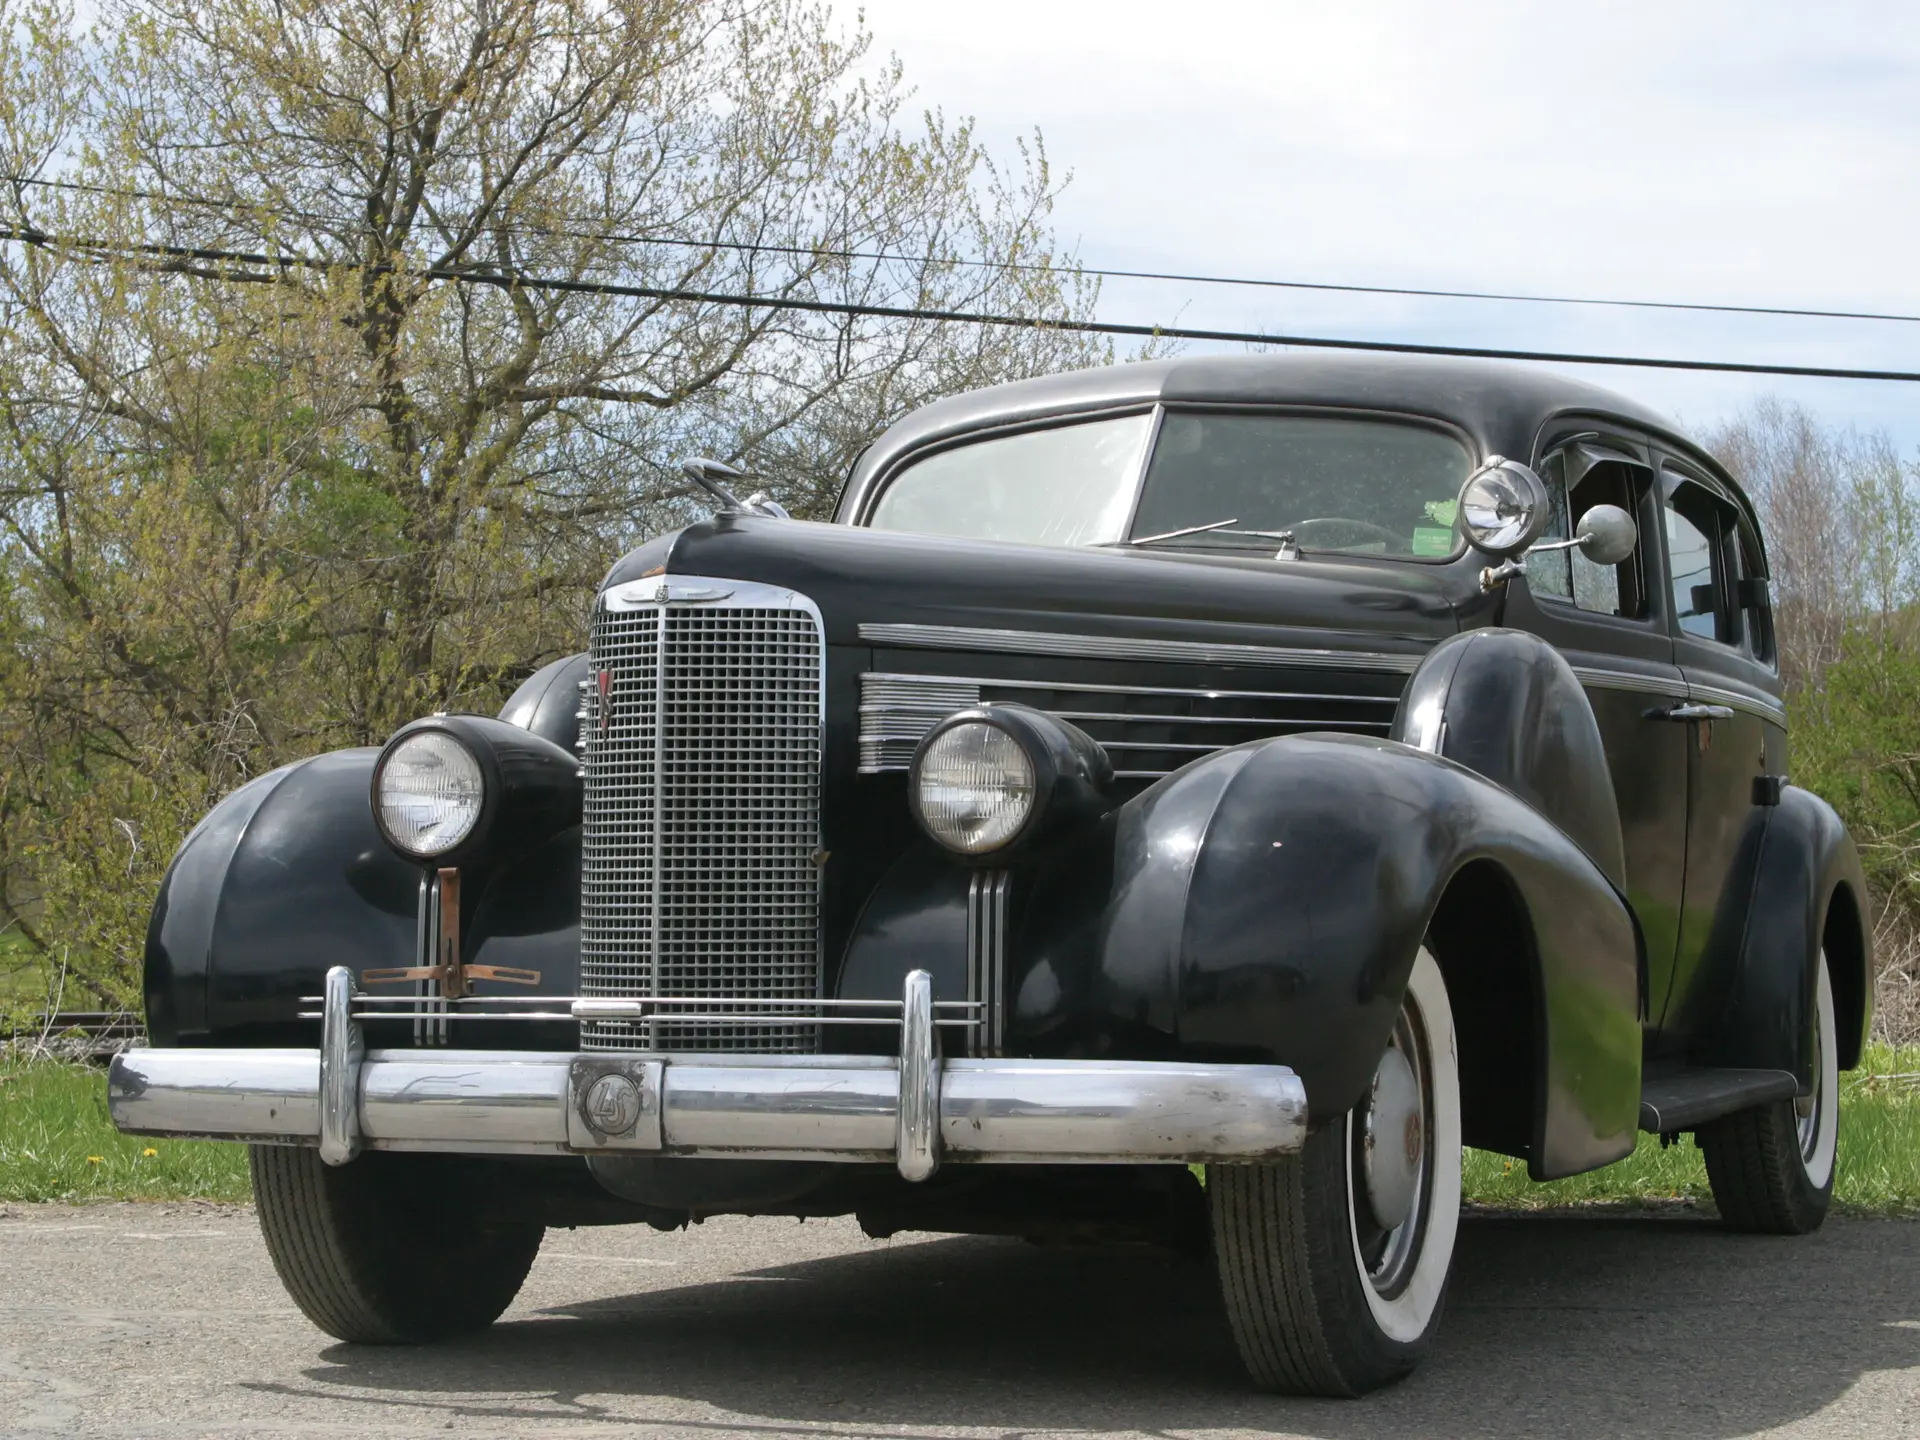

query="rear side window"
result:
[1666,488,1725,642]
[1666,476,1766,656]
[1664,476,1765,655]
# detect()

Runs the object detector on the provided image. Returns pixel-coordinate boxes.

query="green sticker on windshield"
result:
[1411,526,1455,557]
[1423,499,1458,526]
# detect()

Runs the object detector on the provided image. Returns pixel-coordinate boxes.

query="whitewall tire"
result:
[1211,947,1462,1395]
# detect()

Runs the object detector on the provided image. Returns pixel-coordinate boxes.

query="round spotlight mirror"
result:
[1456,457,1550,557]
[1573,503,1638,567]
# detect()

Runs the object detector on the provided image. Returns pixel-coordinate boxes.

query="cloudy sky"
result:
[855,0,1920,448]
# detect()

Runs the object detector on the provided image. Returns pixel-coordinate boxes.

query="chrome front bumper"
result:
[108,968,1308,1181]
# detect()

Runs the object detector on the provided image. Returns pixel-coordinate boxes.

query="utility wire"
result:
[7,170,1920,328]
[5,223,1920,384]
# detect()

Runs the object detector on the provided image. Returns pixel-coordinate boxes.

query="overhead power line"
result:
[5,224,1920,385]
[8,170,1920,328]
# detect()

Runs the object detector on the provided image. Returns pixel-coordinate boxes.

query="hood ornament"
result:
[678,457,789,519]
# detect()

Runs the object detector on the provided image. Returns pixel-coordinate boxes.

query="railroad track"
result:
[3,1010,146,1057]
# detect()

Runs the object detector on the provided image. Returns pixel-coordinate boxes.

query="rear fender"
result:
[1687,785,1872,1077]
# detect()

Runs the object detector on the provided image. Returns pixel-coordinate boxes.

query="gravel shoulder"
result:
[3,1200,1919,1438]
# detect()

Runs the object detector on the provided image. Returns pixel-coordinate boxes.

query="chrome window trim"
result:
[860,623,1424,673]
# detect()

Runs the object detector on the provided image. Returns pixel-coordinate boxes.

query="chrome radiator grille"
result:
[579,579,824,1052]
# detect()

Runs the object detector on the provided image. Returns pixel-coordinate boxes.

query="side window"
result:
[1664,480,1743,648]
[1736,523,1774,663]
[1534,447,1650,618]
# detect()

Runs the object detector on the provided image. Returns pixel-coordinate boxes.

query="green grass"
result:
[4,1046,1920,1211]
[1463,1044,1920,1213]
[0,1055,250,1203]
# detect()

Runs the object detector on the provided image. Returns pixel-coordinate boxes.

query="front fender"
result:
[143,747,581,1048]
[1023,732,1642,1176]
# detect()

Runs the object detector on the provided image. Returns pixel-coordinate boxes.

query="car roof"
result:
[839,353,1758,533]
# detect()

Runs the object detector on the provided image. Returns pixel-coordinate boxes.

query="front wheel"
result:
[250,1145,544,1343]
[1211,948,1462,1396]
[1699,951,1839,1235]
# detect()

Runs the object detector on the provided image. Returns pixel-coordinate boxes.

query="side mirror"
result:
[1571,503,1637,567]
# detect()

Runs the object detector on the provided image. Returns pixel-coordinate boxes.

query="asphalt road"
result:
[3,1200,1918,1439]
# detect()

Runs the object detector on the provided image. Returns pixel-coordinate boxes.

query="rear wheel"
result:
[1699,951,1839,1235]
[250,1145,544,1343]
[1211,948,1462,1395]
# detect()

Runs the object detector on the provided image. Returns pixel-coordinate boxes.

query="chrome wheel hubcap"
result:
[1363,1045,1422,1230]
[1351,1000,1433,1298]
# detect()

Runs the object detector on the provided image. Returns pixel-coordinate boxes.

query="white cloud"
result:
[853,0,1920,446]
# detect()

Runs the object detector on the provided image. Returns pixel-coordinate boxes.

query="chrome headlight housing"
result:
[373,729,486,859]
[910,705,1113,859]
[913,721,1037,854]
[1457,456,1550,557]
[370,715,580,867]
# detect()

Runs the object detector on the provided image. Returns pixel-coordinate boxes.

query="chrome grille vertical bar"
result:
[650,598,668,1053]
[967,870,1010,1057]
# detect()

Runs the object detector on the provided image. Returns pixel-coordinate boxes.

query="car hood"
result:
[602,515,1470,656]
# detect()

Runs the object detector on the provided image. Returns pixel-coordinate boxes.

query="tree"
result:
[0,0,1107,1007]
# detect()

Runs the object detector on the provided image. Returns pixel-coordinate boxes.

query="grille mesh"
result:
[580,601,823,1052]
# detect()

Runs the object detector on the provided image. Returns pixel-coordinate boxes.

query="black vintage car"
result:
[112,354,1869,1395]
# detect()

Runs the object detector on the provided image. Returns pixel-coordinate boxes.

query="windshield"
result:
[866,410,1472,560]
[867,413,1151,546]
[1132,414,1471,557]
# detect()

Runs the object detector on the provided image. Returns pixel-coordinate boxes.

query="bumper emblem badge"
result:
[584,1072,644,1136]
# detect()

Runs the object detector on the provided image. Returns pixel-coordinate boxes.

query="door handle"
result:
[1658,703,1735,722]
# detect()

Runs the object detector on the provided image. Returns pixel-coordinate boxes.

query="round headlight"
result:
[1458,457,1549,556]
[374,730,485,859]
[912,721,1037,854]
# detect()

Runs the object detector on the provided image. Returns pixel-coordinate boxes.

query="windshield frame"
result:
[856,402,1481,566]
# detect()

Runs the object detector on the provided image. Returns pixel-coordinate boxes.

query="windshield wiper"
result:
[1116,518,1241,546]
[1107,519,1299,550]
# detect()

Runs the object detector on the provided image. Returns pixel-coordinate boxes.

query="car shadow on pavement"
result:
[281,1212,1920,1437]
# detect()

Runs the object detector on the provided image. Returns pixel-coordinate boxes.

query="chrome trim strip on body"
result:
[1685,680,1788,726]
[860,670,1399,775]
[1569,664,1787,725]
[859,623,1425,673]
[968,871,1011,1057]
[1568,665,1688,700]
[110,964,1309,1175]
[864,673,1402,705]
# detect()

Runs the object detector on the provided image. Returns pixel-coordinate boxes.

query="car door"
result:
[1658,462,1788,1039]
[1502,431,1690,1029]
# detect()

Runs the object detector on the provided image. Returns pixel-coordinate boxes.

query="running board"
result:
[1638,1068,1798,1134]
